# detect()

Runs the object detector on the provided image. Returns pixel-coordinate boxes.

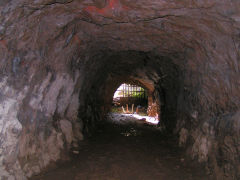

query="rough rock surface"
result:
[0,0,239,179]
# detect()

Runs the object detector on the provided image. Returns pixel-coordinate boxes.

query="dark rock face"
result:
[0,0,239,179]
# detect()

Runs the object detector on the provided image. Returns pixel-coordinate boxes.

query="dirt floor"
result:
[30,113,209,180]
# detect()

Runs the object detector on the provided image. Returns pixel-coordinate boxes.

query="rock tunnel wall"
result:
[0,69,84,178]
[0,0,240,179]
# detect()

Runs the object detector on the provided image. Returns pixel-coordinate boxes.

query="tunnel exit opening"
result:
[111,83,159,125]
[113,83,148,108]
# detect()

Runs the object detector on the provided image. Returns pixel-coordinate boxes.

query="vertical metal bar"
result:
[129,84,131,97]
[122,84,124,97]
[135,85,136,98]
[125,84,127,97]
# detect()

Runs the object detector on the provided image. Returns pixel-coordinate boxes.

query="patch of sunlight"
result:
[122,113,159,125]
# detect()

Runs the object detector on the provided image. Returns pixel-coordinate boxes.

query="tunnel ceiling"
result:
[0,0,239,60]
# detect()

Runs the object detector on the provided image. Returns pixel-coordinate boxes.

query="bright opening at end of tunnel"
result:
[112,83,159,125]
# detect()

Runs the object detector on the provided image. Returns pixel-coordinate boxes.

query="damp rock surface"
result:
[0,0,239,179]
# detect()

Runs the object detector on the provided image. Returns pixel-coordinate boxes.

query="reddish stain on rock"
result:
[20,60,27,67]
[73,35,81,44]
[0,39,7,48]
[84,0,129,16]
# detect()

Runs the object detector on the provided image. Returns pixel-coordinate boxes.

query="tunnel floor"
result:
[30,113,209,180]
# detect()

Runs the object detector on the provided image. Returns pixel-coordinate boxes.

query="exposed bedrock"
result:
[0,0,240,179]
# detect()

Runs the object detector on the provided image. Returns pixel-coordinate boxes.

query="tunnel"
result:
[0,0,240,179]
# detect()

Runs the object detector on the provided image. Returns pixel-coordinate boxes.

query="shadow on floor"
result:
[30,113,209,180]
